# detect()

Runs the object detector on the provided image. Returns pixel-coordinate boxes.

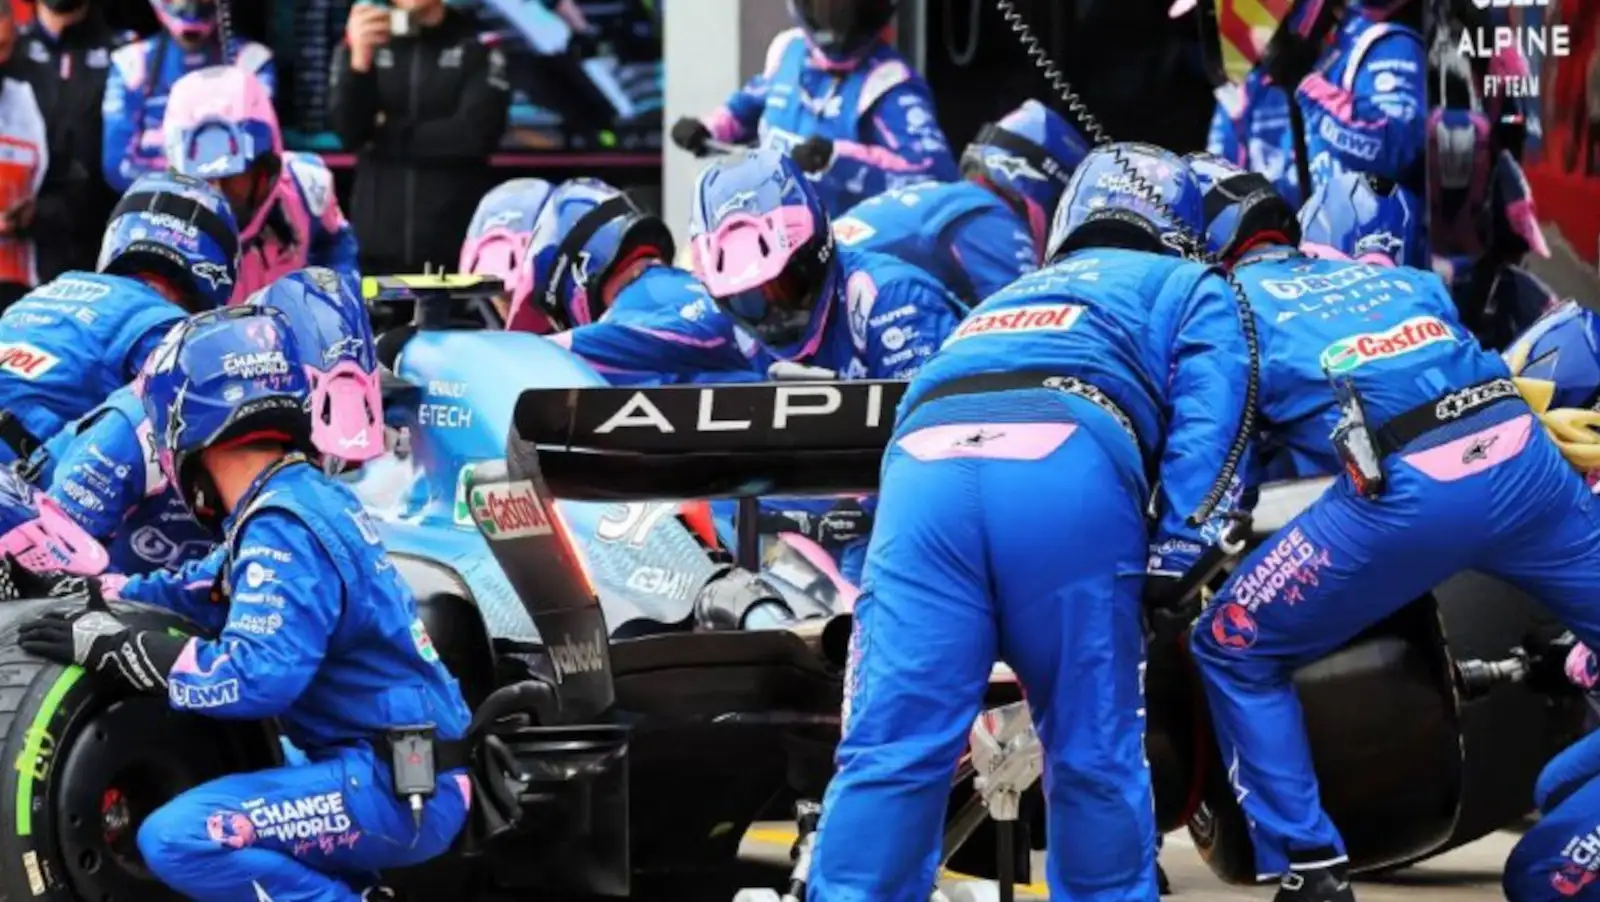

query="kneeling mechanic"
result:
[13,305,471,901]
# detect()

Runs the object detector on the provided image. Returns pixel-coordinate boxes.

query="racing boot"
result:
[1275,849,1355,902]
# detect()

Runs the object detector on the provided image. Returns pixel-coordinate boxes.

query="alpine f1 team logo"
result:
[943,303,1084,347]
[1318,316,1455,375]
[470,480,553,540]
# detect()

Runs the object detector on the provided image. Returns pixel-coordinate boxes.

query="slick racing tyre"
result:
[0,598,277,901]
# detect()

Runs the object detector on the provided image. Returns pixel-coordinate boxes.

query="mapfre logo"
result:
[944,303,1084,347]
[833,218,877,246]
[469,480,553,540]
[1318,316,1455,375]
[0,342,60,379]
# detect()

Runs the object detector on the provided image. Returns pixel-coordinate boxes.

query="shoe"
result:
[1158,860,1172,895]
[1274,849,1354,902]
[360,887,398,902]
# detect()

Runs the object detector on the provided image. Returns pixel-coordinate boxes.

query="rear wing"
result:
[512,381,907,500]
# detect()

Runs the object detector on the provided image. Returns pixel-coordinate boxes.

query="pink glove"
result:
[1566,642,1598,689]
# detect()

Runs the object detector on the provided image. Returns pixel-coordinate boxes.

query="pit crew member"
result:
[0,171,236,465]
[830,99,1091,306]
[35,266,382,577]
[164,65,357,303]
[688,148,971,582]
[513,177,768,386]
[1185,156,1600,902]
[459,177,554,328]
[808,144,1251,902]
[670,0,956,214]
[103,0,275,192]
[14,304,469,901]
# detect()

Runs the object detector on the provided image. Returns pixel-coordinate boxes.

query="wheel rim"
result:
[53,698,257,901]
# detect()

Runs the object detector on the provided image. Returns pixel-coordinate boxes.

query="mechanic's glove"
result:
[0,555,104,602]
[670,117,713,157]
[18,581,184,694]
[790,136,836,174]
[767,360,838,381]
[1262,26,1324,90]
[1142,573,1198,651]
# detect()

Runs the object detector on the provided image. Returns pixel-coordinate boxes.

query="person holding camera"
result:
[330,0,510,275]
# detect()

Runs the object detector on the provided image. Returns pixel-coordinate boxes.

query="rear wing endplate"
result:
[512,381,907,500]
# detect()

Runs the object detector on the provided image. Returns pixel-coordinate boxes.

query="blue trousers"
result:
[809,390,1158,902]
[1507,728,1600,901]
[1191,412,1600,879]
[137,744,469,901]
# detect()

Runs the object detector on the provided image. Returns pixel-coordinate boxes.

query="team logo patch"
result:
[1318,316,1454,375]
[1211,603,1258,650]
[470,480,553,540]
[833,218,877,246]
[943,303,1084,347]
[0,342,60,379]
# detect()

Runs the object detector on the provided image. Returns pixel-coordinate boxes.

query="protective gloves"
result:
[670,117,713,157]
[0,554,106,601]
[1142,573,1198,651]
[18,578,185,695]
[790,136,836,174]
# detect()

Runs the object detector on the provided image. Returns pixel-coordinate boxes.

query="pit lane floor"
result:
[737,824,1520,901]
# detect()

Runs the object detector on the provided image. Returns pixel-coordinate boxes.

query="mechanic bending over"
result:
[9,305,469,901]
[0,171,236,466]
[831,99,1092,307]
[1297,170,1425,270]
[458,177,554,328]
[670,0,957,215]
[688,148,971,583]
[809,146,1251,902]
[1501,304,1600,901]
[26,266,384,579]
[164,65,359,304]
[1179,155,1600,902]
[103,0,275,193]
[504,177,766,385]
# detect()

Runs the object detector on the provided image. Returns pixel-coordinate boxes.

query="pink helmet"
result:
[163,65,283,242]
[459,178,555,327]
[0,468,109,577]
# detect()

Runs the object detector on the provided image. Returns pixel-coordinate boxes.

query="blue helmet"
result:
[1186,151,1300,261]
[960,101,1093,250]
[98,171,240,312]
[140,306,311,530]
[1505,302,1600,412]
[1047,143,1205,261]
[522,178,675,331]
[0,465,108,577]
[1298,171,1423,268]
[788,0,896,64]
[247,268,381,470]
[688,149,838,357]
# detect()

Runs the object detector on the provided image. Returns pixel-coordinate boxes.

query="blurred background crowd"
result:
[0,0,1594,310]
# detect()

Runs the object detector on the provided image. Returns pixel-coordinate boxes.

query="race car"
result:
[0,277,1576,901]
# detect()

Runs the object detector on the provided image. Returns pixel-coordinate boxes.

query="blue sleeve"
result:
[117,544,228,631]
[1149,269,1254,577]
[945,209,1036,302]
[312,219,360,276]
[1535,729,1600,814]
[1297,32,1425,180]
[46,410,146,541]
[165,512,335,719]
[857,277,963,380]
[1206,99,1239,163]
[122,312,185,383]
[101,58,136,192]
[704,71,769,144]
[826,81,958,200]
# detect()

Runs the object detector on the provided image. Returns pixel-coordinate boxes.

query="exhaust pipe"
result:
[694,566,852,668]
[786,613,852,670]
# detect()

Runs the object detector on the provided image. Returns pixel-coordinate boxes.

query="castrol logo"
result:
[943,303,1084,347]
[1318,316,1455,375]
[469,480,553,540]
[0,342,60,380]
